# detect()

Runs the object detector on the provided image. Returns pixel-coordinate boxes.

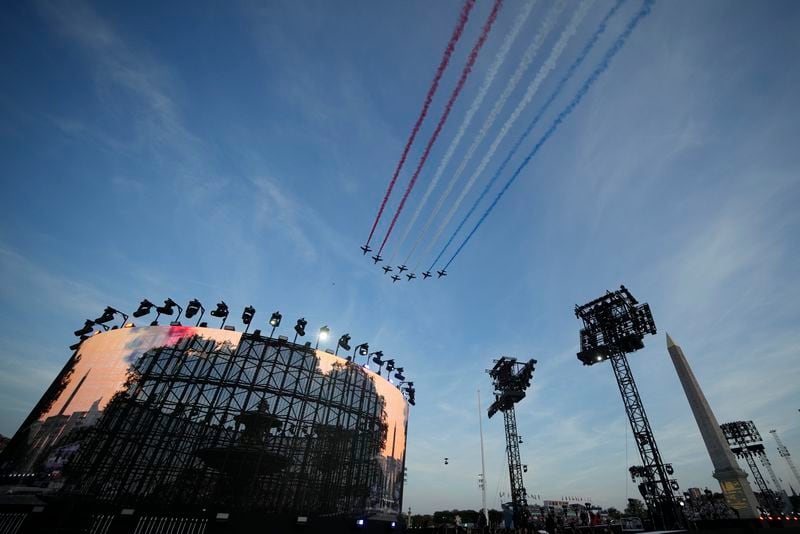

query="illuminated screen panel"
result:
[3,326,408,516]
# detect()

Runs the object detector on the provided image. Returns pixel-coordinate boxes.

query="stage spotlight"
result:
[294,318,307,338]
[210,301,229,326]
[315,325,330,349]
[358,343,369,356]
[269,311,282,327]
[241,305,256,325]
[185,299,204,320]
[74,320,94,337]
[394,367,405,381]
[385,359,395,372]
[338,334,351,352]
[132,299,154,318]
[69,335,90,351]
[156,298,178,316]
[318,326,330,341]
[94,306,118,324]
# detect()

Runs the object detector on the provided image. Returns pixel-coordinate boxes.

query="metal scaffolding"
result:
[65,332,396,516]
[487,357,536,528]
[721,421,782,514]
[575,286,682,530]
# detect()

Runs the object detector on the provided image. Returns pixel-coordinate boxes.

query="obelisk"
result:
[666,333,761,519]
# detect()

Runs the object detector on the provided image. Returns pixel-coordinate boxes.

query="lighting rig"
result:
[721,421,783,513]
[486,356,536,528]
[770,429,800,488]
[69,299,415,408]
[574,285,682,530]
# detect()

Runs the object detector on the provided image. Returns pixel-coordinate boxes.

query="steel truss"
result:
[486,357,535,528]
[610,353,680,529]
[721,421,782,513]
[770,430,800,487]
[66,332,399,516]
[574,287,682,530]
[503,406,527,519]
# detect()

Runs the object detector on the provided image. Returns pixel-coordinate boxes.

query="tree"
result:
[606,507,622,519]
[624,498,648,518]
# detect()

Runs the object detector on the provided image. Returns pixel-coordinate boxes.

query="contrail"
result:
[385,0,537,267]
[401,0,566,268]
[418,0,592,270]
[363,0,476,251]
[442,0,655,272]
[430,0,627,271]
[376,0,504,256]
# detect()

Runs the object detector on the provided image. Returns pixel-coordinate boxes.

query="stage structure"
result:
[770,429,800,488]
[574,286,683,530]
[0,299,414,533]
[720,421,783,514]
[487,357,536,528]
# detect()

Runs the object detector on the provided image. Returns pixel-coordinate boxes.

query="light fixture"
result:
[269,311,282,327]
[241,305,256,332]
[210,301,229,327]
[336,333,351,355]
[132,299,155,318]
[185,299,204,325]
[73,320,95,337]
[294,317,307,342]
[385,359,395,372]
[94,306,118,324]
[315,325,330,349]
[358,343,369,356]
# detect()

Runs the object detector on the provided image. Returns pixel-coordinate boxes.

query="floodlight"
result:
[318,325,330,341]
[74,320,94,337]
[156,298,177,316]
[241,305,256,326]
[94,306,118,324]
[358,343,369,356]
[269,311,282,327]
[337,334,351,352]
[294,318,307,337]
[185,299,204,319]
[210,301,229,318]
[132,299,155,318]
[385,359,395,372]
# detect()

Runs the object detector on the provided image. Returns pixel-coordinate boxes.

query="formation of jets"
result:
[363,244,447,282]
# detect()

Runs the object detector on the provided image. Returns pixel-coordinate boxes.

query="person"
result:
[545,513,556,534]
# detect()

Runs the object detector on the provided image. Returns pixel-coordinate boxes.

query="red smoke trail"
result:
[376,0,504,256]
[363,0,477,250]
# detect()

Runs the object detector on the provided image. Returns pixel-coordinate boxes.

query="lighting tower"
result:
[574,286,682,530]
[720,421,782,513]
[487,357,536,528]
[770,429,800,487]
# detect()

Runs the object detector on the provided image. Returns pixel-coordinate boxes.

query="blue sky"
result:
[1,0,799,515]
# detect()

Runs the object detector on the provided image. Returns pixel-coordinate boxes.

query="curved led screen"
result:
[1,326,408,517]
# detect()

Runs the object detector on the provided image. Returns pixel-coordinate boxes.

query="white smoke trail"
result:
[385,0,538,267]
[403,0,568,268]
[415,0,593,269]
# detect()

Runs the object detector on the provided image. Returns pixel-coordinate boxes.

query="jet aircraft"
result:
[391,275,401,283]
[360,245,372,255]
[382,266,393,274]
[422,271,432,279]
[371,254,383,264]
[398,265,408,273]
[437,269,447,278]
[406,273,416,281]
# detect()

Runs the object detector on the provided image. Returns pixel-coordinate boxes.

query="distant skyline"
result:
[1,0,799,514]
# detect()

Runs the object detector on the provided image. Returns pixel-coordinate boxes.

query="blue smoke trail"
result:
[441,0,654,271]
[426,0,628,273]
